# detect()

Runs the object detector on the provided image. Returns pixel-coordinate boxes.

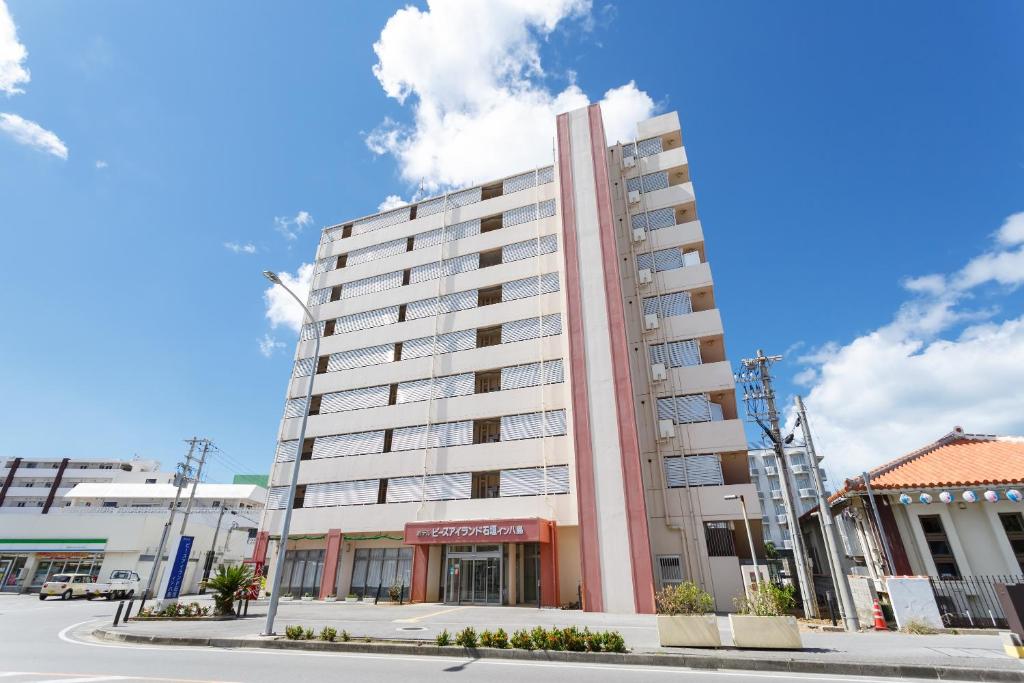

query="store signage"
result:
[404,518,550,545]
[156,534,194,601]
[0,539,106,553]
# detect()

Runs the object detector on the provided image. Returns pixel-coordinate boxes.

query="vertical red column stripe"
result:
[556,112,604,613]
[319,529,342,599]
[586,104,656,614]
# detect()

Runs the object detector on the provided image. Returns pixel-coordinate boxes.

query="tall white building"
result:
[258,105,761,612]
[0,457,168,510]
[748,446,828,550]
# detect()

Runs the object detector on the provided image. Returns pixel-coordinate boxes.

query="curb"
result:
[91,628,1024,682]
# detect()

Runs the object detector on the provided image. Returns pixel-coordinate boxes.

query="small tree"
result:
[733,582,795,617]
[204,563,254,616]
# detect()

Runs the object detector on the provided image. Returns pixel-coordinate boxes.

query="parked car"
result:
[87,569,141,600]
[39,573,93,600]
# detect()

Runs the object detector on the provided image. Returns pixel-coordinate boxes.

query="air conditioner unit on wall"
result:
[638,268,653,285]
[658,419,674,440]
[632,227,646,243]
[623,155,636,168]
[628,190,641,204]
[644,313,659,331]
[650,363,667,381]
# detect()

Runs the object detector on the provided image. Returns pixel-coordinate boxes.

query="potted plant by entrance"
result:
[326,593,338,602]
[345,593,359,603]
[301,592,314,602]
[729,582,802,649]
[280,593,293,601]
[655,581,720,647]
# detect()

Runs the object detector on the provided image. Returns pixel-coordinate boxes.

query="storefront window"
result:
[279,549,324,598]
[349,547,412,599]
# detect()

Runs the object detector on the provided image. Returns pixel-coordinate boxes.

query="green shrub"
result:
[490,628,509,649]
[303,627,315,640]
[544,629,564,651]
[319,626,337,642]
[510,629,533,650]
[340,630,351,642]
[454,626,478,648]
[560,626,586,652]
[655,581,714,615]
[530,625,548,650]
[388,583,403,602]
[435,629,451,646]
[603,631,626,653]
[733,582,795,617]
[285,625,304,640]
[902,619,938,635]
[479,629,493,648]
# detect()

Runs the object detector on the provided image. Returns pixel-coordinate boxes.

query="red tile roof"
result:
[830,428,1024,502]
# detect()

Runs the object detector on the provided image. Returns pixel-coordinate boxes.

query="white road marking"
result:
[33,677,126,683]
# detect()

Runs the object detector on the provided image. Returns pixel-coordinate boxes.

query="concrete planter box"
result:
[279,596,293,601]
[729,615,802,649]
[300,596,314,602]
[361,596,376,603]
[325,596,338,602]
[344,597,359,603]
[656,615,721,647]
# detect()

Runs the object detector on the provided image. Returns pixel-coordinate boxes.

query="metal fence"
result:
[928,575,1023,629]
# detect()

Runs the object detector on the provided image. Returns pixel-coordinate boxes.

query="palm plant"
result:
[204,563,254,615]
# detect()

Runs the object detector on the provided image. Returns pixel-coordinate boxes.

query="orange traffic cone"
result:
[872,599,888,631]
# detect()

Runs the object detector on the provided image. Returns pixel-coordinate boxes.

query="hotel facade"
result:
[255,106,761,613]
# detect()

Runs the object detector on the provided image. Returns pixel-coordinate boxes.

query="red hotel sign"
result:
[404,518,552,545]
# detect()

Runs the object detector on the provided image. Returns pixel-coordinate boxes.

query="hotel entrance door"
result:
[444,545,502,605]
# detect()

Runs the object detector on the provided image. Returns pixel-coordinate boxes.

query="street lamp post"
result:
[724,494,761,586]
[261,270,320,636]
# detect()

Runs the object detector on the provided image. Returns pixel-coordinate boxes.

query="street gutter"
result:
[92,627,1024,682]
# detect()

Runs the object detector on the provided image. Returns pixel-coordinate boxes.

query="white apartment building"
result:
[0,457,265,594]
[0,457,169,510]
[747,446,828,551]
[258,105,760,613]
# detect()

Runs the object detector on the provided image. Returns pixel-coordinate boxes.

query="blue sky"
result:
[1,1,1022,482]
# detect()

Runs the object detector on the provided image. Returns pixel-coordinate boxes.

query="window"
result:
[479,248,502,268]
[1000,513,1024,573]
[349,547,412,599]
[704,521,736,557]
[475,370,501,393]
[476,325,501,347]
[657,556,683,587]
[919,515,960,578]
[102,501,118,508]
[472,472,500,499]
[473,419,501,444]
[145,478,157,484]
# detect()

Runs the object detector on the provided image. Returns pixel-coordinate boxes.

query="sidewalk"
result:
[95,598,1024,680]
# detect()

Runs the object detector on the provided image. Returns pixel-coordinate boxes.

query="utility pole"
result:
[142,438,197,604]
[739,350,818,618]
[795,396,859,631]
[179,439,212,536]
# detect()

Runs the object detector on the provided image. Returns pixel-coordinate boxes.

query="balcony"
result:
[665,361,735,396]
[764,466,777,476]
[798,488,816,499]
[770,490,783,500]
[777,514,789,525]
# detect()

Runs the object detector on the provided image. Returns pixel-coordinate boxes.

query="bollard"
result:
[125,599,135,623]
[243,599,249,616]
[374,582,382,605]
[399,583,405,606]
[113,601,125,627]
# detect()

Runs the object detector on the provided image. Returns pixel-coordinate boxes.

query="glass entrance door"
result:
[444,546,502,605]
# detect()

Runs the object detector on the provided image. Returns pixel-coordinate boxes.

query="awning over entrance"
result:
[403,518,553,545]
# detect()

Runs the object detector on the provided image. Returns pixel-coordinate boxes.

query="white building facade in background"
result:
[0,457,265,594]
[258,105,760,613]
[747,446,828,551]
[0,457,168,510]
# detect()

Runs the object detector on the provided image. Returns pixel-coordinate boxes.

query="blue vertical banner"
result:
[161,535,194,600]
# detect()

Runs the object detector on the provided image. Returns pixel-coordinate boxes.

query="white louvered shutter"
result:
[424,472,472,500]
[627,171,670,194]
[642,291,692,317]
[669,340,701,367]
[502,234,557,264]
[538,199,556,218]
[538,166,554,184]
[304,479,379,507]
[312,431,386,459]
[413,227,443,250]
[443,253,479,277]
[390,421,473,451]
[674,394,712,423]
[335,306,399,334]
[501,410,566,440]
[687,454,724,486]
[342,271,403,299]
[275,440,298,463]
[636,137,664,157]
[500,465,569,497]
[541,313,562,336]
[308,287,332,306]
[501,317,541,344]
[301,321,326,341]
[316,256,336,273]
[322,227,343,243]
[445,218,481,242]
[320,384,391,414]
[266,486,289,510]
[283,398,307,418]
[631,208,675,233]
[385,476,421,503]
[352,207,410,236]
[501,359,564,390]
[449,187,481,207]
[292,357,316,378]
[409,260,441,283]
[347,237,407,266]
[503,170,538,195]
[502,204,537,228]
[406,290,478,320]
[416,197,446,218]
[653,248,685,271]
[326,343,394,372]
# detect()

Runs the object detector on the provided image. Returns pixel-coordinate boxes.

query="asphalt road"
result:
[0,594,942,682]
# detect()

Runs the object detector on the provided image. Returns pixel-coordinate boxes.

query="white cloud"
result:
[95,159,108,169]
[378,194,407,211]
[0,112,67,159]
[0,0,29,96]
[224,241,256,254]
[263,262,313,333]
[793,213,1024,478]
[366,0,656,192]
[258,333,286,358]
[273,210,314,241]
[995,212,1024,247]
